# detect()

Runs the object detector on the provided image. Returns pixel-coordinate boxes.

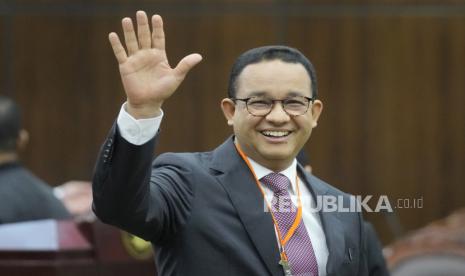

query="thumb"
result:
[173,53,203,80]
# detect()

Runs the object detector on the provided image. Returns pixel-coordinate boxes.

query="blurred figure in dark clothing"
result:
[0,95,70,224]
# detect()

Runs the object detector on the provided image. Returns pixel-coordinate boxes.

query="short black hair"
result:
[227,45,318,99]
[0,95,21,152]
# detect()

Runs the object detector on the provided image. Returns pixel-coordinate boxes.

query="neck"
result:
[0,152,19,165]
[256,158,292,173]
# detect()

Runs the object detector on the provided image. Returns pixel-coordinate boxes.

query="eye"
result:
[248,98,271,109]
[284,98,306,108]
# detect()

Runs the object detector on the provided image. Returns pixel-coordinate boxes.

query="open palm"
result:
[109,11,202,118]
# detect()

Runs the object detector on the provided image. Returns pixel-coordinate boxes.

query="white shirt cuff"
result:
[116,102,163,145]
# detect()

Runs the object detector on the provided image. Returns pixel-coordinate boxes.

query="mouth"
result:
[261,130,291,137]
[260,130,292,142]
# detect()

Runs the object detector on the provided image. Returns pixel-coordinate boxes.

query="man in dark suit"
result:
[0,95,70,224]
[92,11,388,275]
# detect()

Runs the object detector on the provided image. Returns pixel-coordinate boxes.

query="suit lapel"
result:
[210,137,283,276]
[298,165,346,275]
[322,214,346,275]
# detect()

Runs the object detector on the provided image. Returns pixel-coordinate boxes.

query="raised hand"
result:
[109,11,202,118]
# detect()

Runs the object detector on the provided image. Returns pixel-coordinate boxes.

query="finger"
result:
[136,11,151,49]
[108,32,127,64]
[122,17,139,55]
[151,14,165,51]
[174,53,203,80]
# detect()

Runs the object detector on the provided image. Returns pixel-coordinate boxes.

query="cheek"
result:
[233,115,252,134]
[235,114,261,129]
[294,117,313,134]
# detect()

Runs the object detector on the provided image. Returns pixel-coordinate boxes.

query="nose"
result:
[265,102,290,124]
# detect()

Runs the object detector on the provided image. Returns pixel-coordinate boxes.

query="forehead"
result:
[236,59,312,98]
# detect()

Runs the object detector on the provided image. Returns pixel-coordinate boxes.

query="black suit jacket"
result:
[93,124,388,276]
[0,162,70,224]
[363,222,389,276]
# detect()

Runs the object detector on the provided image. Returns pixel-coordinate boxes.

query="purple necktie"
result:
[261,173,319,276]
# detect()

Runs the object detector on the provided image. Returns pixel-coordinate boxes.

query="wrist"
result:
[126,101,163,119]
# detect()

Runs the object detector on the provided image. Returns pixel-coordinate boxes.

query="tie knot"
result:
[261,173,291,194]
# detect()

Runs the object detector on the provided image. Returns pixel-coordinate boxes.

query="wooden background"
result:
[1,1,464,244]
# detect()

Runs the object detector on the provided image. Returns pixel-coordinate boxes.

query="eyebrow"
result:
[287,91,307,97]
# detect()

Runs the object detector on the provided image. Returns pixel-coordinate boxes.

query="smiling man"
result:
[92,11,387,276]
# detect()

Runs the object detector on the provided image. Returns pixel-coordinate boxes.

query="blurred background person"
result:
[0,95,70,224]
[54,180,94,221]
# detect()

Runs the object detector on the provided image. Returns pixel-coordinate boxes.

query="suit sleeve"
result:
[92,123,194,244]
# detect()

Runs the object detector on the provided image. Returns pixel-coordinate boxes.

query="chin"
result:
[259,150,293,161]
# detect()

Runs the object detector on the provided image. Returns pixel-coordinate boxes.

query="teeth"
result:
[262,130,290,137]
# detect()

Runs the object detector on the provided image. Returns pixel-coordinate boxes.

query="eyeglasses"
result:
[231,96,314,116]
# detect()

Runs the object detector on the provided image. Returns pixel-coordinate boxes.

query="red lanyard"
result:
[234,143,303,261]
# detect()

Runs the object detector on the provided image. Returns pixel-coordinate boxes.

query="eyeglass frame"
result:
[230,95,314,117]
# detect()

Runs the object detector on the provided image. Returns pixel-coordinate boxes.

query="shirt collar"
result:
[247,157,297,192]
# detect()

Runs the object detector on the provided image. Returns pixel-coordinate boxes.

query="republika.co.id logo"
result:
[264,195,424,213]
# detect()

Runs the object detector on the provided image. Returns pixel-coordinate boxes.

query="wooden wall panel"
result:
[0,21,6,96]
[284,0,465,5]
[287,15,465,242]
[443,18,465,214]
[1,1,464,245]
[286,16,368,194]
[12,16,120,185]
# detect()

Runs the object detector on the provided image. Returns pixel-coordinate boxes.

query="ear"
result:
[221,98,236,126]
[310,100,323,128]
[17,129,29,151]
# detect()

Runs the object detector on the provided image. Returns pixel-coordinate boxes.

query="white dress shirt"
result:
[117,103,328,275]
